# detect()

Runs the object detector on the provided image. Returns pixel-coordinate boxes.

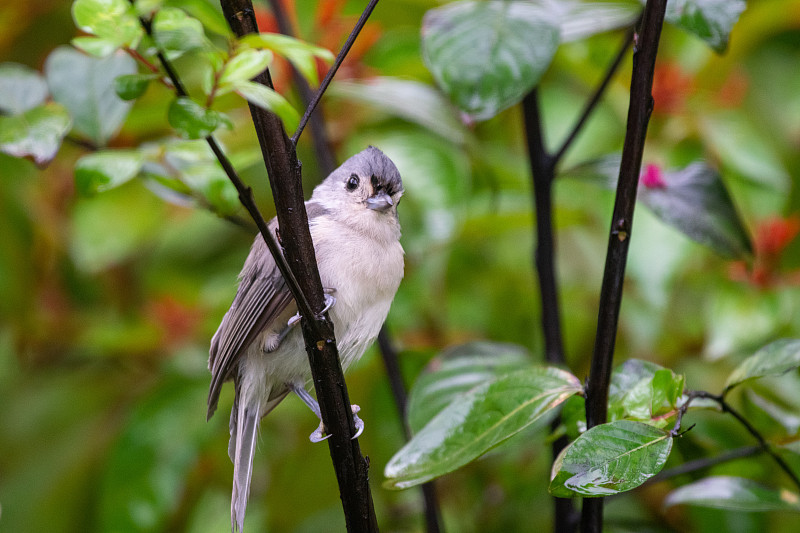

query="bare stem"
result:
[291,0,381,144]
[581,2,668,531]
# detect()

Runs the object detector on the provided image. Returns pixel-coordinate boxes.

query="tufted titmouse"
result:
[207,146,405,533]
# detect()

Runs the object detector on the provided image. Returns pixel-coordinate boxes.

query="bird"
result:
[207,146,405,533]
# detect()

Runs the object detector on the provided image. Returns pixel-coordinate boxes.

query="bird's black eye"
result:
[346,174,359,191]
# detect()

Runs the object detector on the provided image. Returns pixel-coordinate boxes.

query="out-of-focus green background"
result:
[2,0,800,531]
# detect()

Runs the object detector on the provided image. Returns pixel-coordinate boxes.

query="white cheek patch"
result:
[262,332,281,353]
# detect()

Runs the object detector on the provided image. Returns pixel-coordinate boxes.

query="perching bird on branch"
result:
[207,146,405,533]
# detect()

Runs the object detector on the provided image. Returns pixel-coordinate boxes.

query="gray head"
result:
[310,147,404,235]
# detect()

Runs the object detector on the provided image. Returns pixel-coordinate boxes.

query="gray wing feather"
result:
[207,224,294,420]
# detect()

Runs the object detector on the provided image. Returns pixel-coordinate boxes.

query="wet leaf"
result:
[217,49,272,88]
[406,341,531,434]
[421,0,559,120]
[153,7,209,57]
[0,63,49,114]
[74,149,144,196]
[664,476,800,512]
[0,103,71,166]
[658,0,746,53]
[45,46,136,146]
[725,339,800,392]
[114,73,159,100]
[639,162,753,260]
[385,366,581,489]
[549,420,672,497]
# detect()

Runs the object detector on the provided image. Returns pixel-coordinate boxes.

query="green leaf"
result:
[421,0,559,120]
[179,163,240,215]
[639,162,753,260]
[405,341,530,434]
[558,1,640,42]
[0,103,72,166]
[384,366,582,489]
[663,476,800,512]
[164,0,230,37]
[560,154,621,189]
[114,73,158,100]
[0,63,49,114]
[71,36,121,58]
[218,49,273,88]
[232,81,299,131]
[607,359,683,423]
[153,7,209,58]
[330,78,469,145]
[725,339,800,392]
[44,46,136,146]
[660,0,746,53]
[74,149,144,196]
[240,32,333,86]
[549,420,672,497]
[167,97,223,139]
[72,0,143,49]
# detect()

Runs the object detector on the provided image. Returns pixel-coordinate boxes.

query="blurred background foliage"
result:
[1,0,800,531]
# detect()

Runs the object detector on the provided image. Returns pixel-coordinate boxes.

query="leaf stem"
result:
[290,0,381,145]
[581,2,668,531]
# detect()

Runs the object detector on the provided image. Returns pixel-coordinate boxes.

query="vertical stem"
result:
[522,90,576,533]
[581,2,668,532]
[221,1,378,531]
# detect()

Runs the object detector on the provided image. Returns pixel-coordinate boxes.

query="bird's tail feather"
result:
[231,394,261,533]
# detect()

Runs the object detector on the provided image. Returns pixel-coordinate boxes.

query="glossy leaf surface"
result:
[72,0,142,49]
[550,420,672,497]
[232,81,299,131]
[0,103,71,166]
[421,0,559,120]
[405,341,530,434]
[385,366,581,489]
[240,33,333,86]
[725,339,800,392]
[664,476,800,512]
[660,0,746,53]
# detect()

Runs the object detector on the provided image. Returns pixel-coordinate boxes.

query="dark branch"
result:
[552,27,635,166]
[582,2,668,532]
[219,1,379,531]
[690,390,800,491]
[291,0,381,144]
[649,445,762,483]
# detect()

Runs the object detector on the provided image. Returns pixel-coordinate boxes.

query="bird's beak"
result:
[366,192,394,212]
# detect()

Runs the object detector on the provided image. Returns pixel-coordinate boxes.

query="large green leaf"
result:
[0,103,72,166]
[549,420,672,497]
[44,46,136,146]
[72,0,143,50]
[240,33,333,86]
[0,63,49,114]
[385,366,581,489]
[217,49,273,88]
[664,476,800,512]
[725,339,800,392]
[405,341,530,434]
[330,78,469,145]
[74,149,144,196]
[639,163,753,260]
[659,0,746,53]
[607,359,685,424]
[421,0,559,120]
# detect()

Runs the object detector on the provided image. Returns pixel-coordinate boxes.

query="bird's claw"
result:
[288,291,336,327]
[351,404,364,440]
[310,420,331,443]
[307,404,364,442]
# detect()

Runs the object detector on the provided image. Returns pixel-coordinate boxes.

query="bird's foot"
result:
[287,290,336,327]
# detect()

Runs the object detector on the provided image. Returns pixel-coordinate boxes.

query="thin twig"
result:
[650,445,762,483]
[552,26,635,166]
[581,2,668,532]
[291,0,381,144]
[691,390,800,491]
